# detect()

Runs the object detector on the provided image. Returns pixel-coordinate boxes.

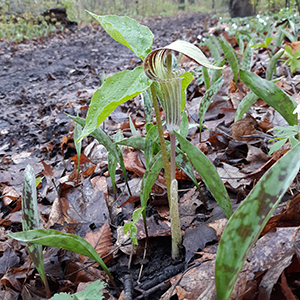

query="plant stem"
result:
[150,83,171,200]
[170,132,176,181]
[150,84,182,259]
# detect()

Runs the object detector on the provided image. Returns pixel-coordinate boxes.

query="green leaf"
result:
[211,59,225,86]
[117,136,146,151]
[268,138,288,155]
[69,115,129,189]
[266,50,284,81]
[234,91,259,121]
[199,76,224,134]
[215,142,300,300]
[74,118,82,173]
[174,132,232,219]
[252,36,275,49]
[180,111,189,139]
[50,293,72,300]
[202,66,210,89]
[206,37,221,62]
[78,66,152,142]
[123,222,138,245]
[75,280,105,300]
[145,124,159,167]
[242,37,254,71]
[181,71,193,111]
[35,177,43,187]
[87,13,154,60]
[140,152,164,219]
[129,116,139,137]
[219,37,240,83]
[132,207,144,224]
[50,280,105,300]
[22,165,48,289]
[7,229,111,277]
[240,69,297,126]
[142,90,153,124]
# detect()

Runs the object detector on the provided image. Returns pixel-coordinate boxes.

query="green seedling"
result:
[284,45,300,73]
[50,279,105,300]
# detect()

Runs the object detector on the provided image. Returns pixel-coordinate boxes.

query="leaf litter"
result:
[1,9,300,300]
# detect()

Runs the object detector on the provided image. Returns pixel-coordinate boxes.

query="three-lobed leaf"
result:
[215,142,300,300]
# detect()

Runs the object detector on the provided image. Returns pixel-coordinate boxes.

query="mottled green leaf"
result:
[87,13,154,60]
[78,66,152,142]
[206,37,221,62]
[129,116,139,137]
[174,132,232,219]
[8,229,111,277]
[142,90,153,124]
[240,69,297,126]
[22,165,48,289]
[215,142,300,300]
[219,37,240,83]
[199,76,224,134]
[242,37,254,71]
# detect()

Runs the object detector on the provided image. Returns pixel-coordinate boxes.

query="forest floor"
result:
[1,10,300,300]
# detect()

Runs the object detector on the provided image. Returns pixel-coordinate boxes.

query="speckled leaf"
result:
[242,38,254,71]
[69,115,129,189]
[78,66,152,142]
[199,76,224,133]
[22,165,48,289]
[145,125,159,167]
[174,132,232,219]
[74,119,82,172]
[206,37,221,62]
[219,37,239,83]
[87,13,154,60]
[240,69,297,126]
[8,229,111,277]
[215,142,300,300]
[234,91,259,121]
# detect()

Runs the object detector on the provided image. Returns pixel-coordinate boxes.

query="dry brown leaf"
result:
[47,197,79,228]
[80,220,113,264]
[230,114,257,141]
[41,160,54,177]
